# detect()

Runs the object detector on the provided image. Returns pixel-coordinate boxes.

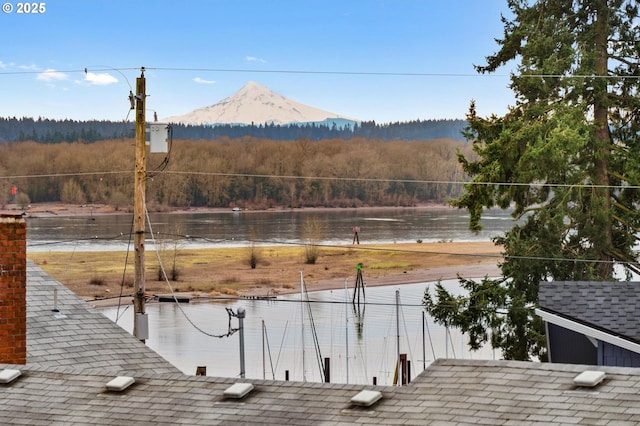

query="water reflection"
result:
[100,279,498,385]
[27,207,515,252]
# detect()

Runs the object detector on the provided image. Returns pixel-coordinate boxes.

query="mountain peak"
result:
[163,82,356,126]
[240,80,267,91]
[233,81,270,98]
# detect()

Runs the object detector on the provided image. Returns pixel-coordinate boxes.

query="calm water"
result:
[26,207,514,252]
[28,207,511,384]
[100,280,498,385]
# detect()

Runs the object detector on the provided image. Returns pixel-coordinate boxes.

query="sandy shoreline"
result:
[311,262,501,292]
[19,202,503,309]
[89,262,502,308]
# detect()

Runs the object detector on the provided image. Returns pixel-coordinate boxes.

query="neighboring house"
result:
[3,217,640,424]
[536,281,640,367]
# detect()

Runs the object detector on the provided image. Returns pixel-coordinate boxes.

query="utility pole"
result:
[133,68,148,342]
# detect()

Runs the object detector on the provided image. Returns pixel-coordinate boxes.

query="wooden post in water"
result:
[400,353,407,385]
[324,357,331,383]
[353,263,365,306]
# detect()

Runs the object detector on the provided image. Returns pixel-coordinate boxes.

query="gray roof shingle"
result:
[26,261,179,375]
[5,263,640,424]
[2,359,640,425]
[538,281,640,341]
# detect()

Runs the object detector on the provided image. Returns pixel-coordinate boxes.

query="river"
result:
[26,207,512,384]
[100,279,498,385]
[26,206,514,252]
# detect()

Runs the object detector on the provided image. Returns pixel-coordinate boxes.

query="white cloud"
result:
[18,64,38,71]
[84,71,118,85]
[0,61,18,69]
[246,56,266,63]
[194,77,216,84]
[37,69,68,81]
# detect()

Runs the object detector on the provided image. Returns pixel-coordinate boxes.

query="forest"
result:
[0,116,467,144]
[0,136,472,210]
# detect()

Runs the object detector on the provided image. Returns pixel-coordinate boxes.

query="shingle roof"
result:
[26,261,180,375]
[9,264,640,425]
[2,358,640,425]
[538,281,640,342]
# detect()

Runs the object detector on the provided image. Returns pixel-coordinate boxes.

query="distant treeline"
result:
[0,137,473,210]
[0,116,467,143]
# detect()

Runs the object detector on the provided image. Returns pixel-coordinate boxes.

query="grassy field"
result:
[28,241,501,302]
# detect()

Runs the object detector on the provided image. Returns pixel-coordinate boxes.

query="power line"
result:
[4,168,640,191]
[93,293,538,314]
[26,215,636,312]
[163,170,640,190]
[0,67,141,76]
[0,171,130,180]
[145,206,238,339]
[3,65,640,81]
[25,228,639,271]
[148,67,497,78]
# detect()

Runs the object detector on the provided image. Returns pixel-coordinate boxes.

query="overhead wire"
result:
[4,168,640,191]
[12,58,638,319]
[115,216,135,324]
[25,219,534,312]
[164,170,640,190]
[0,171,130,180]
[25,225,638,273]
[93,291,537,315]
[145,205,238,339]
[4,65,640,81]
[26,232,131,248]
[10,62,638,362]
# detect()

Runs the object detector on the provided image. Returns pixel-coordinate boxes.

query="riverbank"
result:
[29,241,502,308]
[20,202,503,308]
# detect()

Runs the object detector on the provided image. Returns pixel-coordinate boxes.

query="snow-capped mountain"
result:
[163,81,358,126]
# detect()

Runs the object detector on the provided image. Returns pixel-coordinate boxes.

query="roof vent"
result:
[106,376,135,392]
[0,369,21,384]
[223,382,254,399]
[350,389,383,407]
[573,370,606,387]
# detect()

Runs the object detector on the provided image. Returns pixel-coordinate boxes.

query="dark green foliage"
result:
[424,0,640,361]
[0,117,133,143]
[0,116,467,144]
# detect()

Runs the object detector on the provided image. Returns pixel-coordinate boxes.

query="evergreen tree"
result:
[424,0,640,361]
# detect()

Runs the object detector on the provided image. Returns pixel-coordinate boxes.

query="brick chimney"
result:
[0,215,27,365]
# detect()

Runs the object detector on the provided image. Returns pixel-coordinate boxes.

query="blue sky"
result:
[0,0,515,123]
